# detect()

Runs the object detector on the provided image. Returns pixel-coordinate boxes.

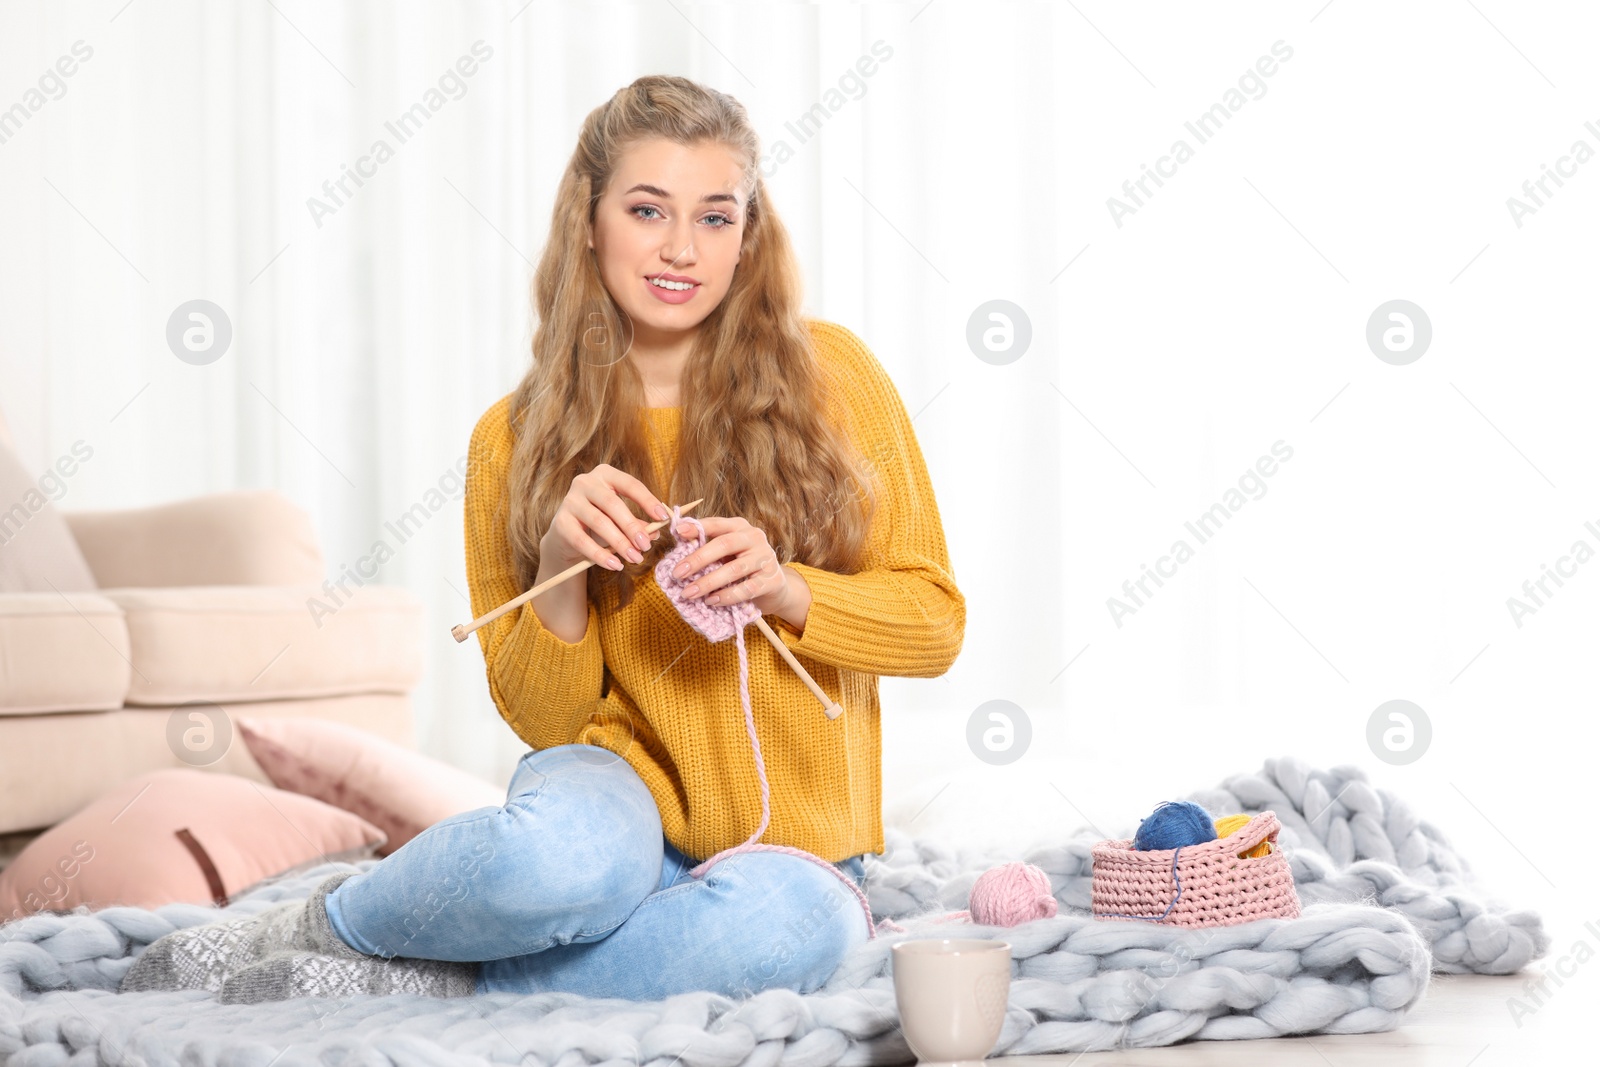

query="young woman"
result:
[121,74,964,1005]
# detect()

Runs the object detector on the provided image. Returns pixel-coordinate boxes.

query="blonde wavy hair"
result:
[503,74,876,612]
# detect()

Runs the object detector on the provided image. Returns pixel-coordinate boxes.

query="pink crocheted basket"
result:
[1090,810,1301,928]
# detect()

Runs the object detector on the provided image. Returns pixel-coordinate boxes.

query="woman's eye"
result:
[630,205,732,228]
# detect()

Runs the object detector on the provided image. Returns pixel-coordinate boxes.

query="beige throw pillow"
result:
[0,437,97,593]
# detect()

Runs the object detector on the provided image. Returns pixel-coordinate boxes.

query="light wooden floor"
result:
[989,974,1580,1065]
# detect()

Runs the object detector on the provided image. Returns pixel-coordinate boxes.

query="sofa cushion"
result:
[63,489,324,589]
[238,717,503,856]
[0,438,97,594]
[100,585,424,705]
[0,692,417,835]
[0,592,131,715]
[0,767,385,917]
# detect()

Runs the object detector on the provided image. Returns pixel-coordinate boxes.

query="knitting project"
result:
[652,504,878,939]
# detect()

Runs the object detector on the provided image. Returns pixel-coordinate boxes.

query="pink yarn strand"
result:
[656,505,878,940]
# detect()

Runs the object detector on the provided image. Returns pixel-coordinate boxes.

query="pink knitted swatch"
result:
[653,504,882,940]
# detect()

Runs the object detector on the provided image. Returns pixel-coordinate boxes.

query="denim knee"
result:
[493,745,664,938]
[708,853,871,997]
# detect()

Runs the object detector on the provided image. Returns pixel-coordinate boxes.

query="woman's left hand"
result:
[668,515,792,615]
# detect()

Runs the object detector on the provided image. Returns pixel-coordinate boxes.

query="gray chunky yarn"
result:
[1184,758,1547,973]
[0,757,1545,1066]
[871,757,1548,976]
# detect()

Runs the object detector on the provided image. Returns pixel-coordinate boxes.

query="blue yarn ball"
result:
[1133,800,1217,851]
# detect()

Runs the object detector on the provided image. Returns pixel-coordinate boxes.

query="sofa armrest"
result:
[63,489,324,588]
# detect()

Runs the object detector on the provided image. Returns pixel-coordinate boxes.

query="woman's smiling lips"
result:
[645,271,700,304]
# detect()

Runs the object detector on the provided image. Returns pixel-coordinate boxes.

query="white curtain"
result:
[3,2,1592,913]
[0,0,1056,790]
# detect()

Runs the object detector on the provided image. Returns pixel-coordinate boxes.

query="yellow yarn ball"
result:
[1215,814,1270,858]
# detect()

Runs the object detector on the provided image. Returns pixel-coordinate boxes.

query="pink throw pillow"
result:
[237,717,503,856]
[0,768,385,919]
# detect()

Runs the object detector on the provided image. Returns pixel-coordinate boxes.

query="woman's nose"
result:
[662,226,695,263]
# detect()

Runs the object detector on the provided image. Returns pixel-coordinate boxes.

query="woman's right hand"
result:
[540,463,669,572]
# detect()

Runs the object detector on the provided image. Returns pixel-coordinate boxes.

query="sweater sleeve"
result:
[464,399,605,750]
[774,324,966,678]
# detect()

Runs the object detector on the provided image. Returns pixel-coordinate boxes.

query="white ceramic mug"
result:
[891,938,1013,1067]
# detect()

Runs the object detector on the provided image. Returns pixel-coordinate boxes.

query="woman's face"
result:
[589,137,747,348]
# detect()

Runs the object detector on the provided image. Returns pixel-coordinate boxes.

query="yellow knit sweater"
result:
[463,319,965,863]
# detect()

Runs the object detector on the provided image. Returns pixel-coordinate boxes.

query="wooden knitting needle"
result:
[752,615,843,719]
[451,498,706,643]
[451,498,844,720]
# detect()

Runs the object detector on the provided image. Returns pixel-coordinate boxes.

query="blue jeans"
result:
[322,743,871,1000]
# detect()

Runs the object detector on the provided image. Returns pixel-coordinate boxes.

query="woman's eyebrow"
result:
[623,182,740,206]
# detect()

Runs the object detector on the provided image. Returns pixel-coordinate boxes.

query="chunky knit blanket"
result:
[0,758,1548,1065]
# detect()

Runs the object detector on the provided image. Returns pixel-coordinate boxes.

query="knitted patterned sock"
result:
[119,871,361,995]
[219,949,479,1004]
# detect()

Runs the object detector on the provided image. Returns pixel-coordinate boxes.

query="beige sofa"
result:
[0,410,424,847]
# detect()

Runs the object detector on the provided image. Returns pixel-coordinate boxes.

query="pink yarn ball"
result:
[968,862,1058,927]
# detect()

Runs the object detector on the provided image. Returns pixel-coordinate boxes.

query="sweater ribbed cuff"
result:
[776,561,961,677]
